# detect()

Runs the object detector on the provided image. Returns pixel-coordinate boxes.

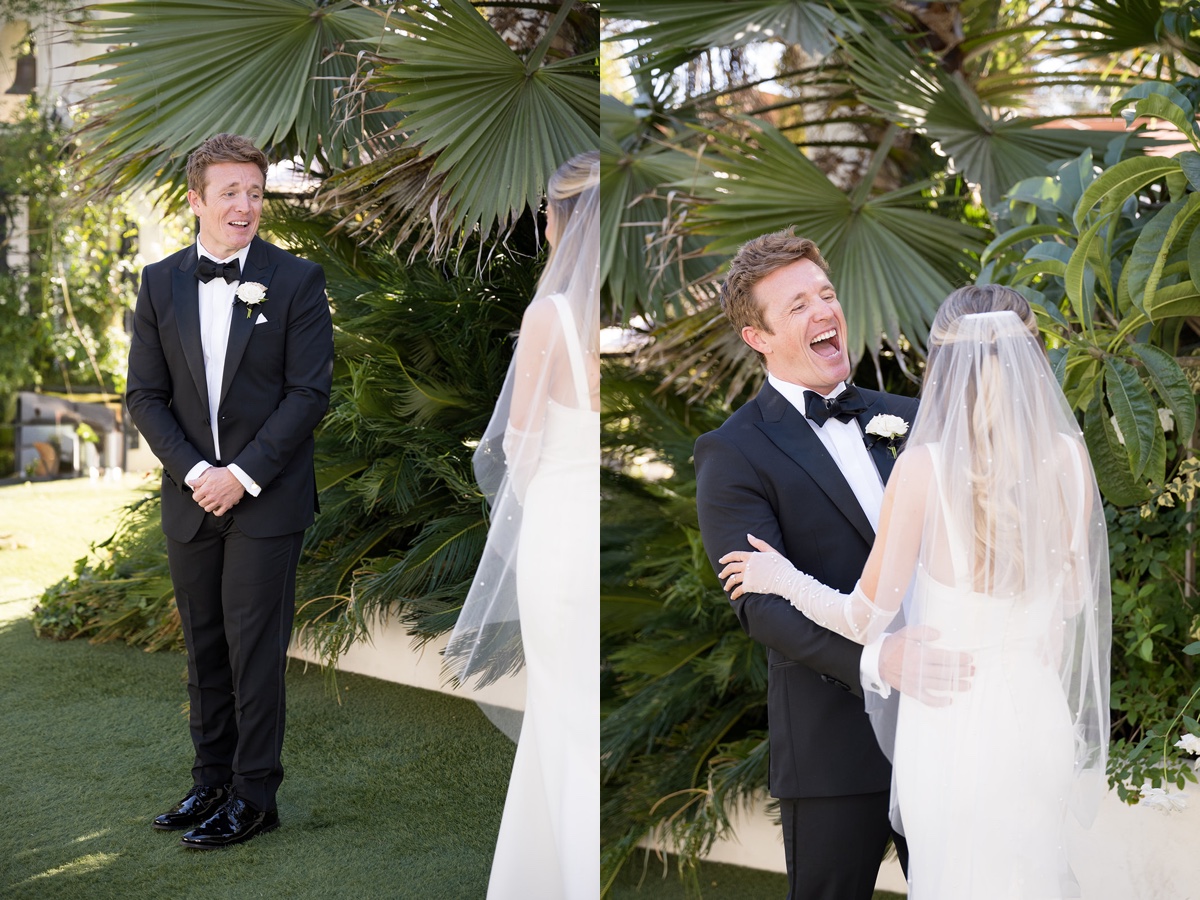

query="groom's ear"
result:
[742,325,771,357]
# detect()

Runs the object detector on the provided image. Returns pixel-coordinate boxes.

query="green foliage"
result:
[31,489,179,651]
[321,0,598,255]
[275,211,539,663]
[982,98,1199,505]
[72,0,399,208]
[1105,500,1200,801]
[0,100,137,398]
[601,365,772,892]
[979,80,1200,799]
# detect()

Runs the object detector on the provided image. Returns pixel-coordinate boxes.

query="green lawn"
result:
[0,477,512,899]
[0,477,906,899]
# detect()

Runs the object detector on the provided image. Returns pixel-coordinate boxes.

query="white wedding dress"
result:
[892,445,1082,899]
[487,294,599,900]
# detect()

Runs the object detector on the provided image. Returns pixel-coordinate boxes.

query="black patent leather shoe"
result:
[179,789,279,849]
[152,785,227,831]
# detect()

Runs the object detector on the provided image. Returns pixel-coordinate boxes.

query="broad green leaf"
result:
[1083,399,1152,506]
[1147,280,1200,320]
[1179,151,1200,191]
[1186,225,1200,287]
[1104,357,1158,479]
[1074,156,1180,230]
[1131,343,1197,441]
[980,224,1069,268]
[1065,214,1112,329]
[841,24,1113,207]
[1126,194,1200,313]
[599,103,712,321]
[1111,83,1200,149]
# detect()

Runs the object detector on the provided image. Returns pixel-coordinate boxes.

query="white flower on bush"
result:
[235,281,268,318]
[1174,733,1200,756]
[1112,409,1176,445]
[1139,781,1188,814]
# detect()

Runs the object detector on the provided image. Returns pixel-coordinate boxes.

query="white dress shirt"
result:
[766,374,890,698]
[183,239,260,497]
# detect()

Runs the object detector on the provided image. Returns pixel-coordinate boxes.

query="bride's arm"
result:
[720,447,930,644]
[502,299,561,498]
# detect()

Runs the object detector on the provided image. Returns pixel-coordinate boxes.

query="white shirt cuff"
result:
[227,463,261,497]
[859,633,892,699]
[185,461,212,487]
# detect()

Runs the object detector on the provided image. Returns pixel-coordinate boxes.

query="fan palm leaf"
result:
[72,0,396,204]
[605,0,857,66]
[682,119,986,364]
[840,21,1125,206]
[320,0,599,254]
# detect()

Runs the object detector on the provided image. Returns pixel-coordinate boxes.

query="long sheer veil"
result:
[444,153,600,738]
[870,307,1111,842]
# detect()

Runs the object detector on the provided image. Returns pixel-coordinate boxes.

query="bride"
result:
[720,284,1110,899]
[445,151,599,900]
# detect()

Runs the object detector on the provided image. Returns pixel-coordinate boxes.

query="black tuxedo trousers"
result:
[168,516,302,810]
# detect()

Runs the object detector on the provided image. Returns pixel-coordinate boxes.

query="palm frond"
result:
[72,0,396,205]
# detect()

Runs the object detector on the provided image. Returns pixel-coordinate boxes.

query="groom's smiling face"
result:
[741,257,851,394]
[188,161,265,260]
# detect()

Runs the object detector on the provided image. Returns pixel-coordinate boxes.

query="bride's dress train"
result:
[896,574,1076,898]
[487,293,599,900]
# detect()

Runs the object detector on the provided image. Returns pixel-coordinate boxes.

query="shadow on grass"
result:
[0,618,515,899]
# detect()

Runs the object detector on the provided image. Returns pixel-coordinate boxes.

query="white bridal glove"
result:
[719,535,893,645]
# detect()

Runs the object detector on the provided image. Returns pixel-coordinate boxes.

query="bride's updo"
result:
[928,284,1038,352]
[545,150,600,249]
[925,284,1046,593]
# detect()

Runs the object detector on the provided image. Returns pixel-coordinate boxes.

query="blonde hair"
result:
[720,228,830,363]
[928,285,1042,592]
[545,150,599,252]
[186,133,269,199]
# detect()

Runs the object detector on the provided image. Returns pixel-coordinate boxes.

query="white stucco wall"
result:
[287,609,525,715]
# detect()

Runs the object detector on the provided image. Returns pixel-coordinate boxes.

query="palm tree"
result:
[73,0,599,250]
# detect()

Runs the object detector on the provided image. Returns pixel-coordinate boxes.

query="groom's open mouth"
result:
[809,328,841,358]
[228,219,252,233]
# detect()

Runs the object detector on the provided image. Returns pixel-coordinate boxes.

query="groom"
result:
[126,133,334,848]
[695,230,965,898]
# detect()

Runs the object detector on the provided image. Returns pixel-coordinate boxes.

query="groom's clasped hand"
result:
[719,536,975,707]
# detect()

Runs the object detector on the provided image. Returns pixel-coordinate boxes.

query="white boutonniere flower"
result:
[865,414,910,458]
[235,282,268,319]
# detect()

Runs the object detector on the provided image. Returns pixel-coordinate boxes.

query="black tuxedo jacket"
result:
[695,381,919,799]
[126,236,334,542]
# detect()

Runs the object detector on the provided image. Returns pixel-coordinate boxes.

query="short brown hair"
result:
[720,228,830,336]
[186,133,269,199]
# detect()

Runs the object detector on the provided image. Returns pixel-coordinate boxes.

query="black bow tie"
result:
[804,385,867,426]
[196,256,241,284]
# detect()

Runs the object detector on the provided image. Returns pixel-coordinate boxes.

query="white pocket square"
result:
[254,313,268,325]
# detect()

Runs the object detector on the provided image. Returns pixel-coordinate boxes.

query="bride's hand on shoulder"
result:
[718,534,785,600]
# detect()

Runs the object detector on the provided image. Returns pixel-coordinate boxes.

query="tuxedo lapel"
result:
[755,383,876,545]
[856,392,905,484]
[172,247,209,411]
[219,237,277,409]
